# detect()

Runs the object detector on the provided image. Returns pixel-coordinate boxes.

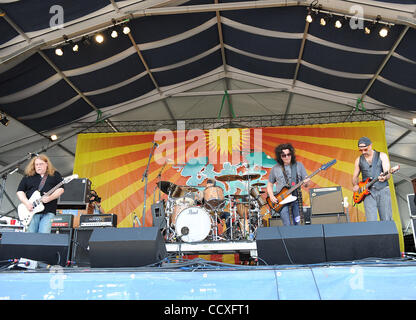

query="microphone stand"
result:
[141,142,158,227]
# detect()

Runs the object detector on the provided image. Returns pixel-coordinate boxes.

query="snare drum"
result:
[203,186,224,210]
[175,206,212,242]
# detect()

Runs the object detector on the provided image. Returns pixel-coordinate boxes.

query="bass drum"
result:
[175,207,212,242]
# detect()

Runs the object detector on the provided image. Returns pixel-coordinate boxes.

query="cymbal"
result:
[157,181,177,195]
[239,173,261,180]
[252,182,266,187]
[215,174,241,182]
[180,186,198,193]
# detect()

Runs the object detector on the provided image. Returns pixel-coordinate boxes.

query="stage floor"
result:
[1,258,416,300]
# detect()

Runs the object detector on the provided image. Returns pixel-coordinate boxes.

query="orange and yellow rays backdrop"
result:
[73,120,403,250]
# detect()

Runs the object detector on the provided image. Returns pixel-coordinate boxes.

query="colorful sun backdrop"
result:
[73,120,403,250]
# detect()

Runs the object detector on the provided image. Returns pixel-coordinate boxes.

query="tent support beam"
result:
[283,20,309,125]
[360,26,409,100]
[215,1,234,118]
[37,50,119,133]
[127,32,176,120]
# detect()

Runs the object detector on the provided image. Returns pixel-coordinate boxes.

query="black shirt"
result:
[17,172,64,214]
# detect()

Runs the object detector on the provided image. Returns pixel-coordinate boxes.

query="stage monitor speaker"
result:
[89,227,167,268]
[151,200,166,229]
[324,221,400,262]
[256,225,326,265]
[58,178,91,208]
[72,228,94,267]
[51,228,73,263]
[310,186,343,215]
[0,232,70,266]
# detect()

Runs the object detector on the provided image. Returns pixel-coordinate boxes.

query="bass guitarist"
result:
[352,137,393,221]
[16,154,65,233]
[266,143,310,226]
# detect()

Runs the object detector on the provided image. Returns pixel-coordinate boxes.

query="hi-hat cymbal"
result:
[239,173,261,180]
[215,174,241,182]
[157,181,177,195]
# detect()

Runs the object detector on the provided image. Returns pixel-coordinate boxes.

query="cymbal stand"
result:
[209,201,225,241]
[164,189,176,242]
[243,179,252,239]
[229,196,237,241]
[141,142,158,227]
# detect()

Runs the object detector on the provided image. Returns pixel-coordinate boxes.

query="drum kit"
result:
[156,173,270,243]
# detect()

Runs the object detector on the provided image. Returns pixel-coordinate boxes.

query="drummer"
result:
[200,179,231,238]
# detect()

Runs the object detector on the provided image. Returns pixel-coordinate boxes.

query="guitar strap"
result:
[281,163,298,192]
[38,174,48,192]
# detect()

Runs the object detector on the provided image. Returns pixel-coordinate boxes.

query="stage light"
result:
[0,112,9,126]
[379,26,389,38]
[320,15,331,27]
[122,25,130,34]
[334,19,343,29]
[111,29,118,38]
[72,43,79,52]
[50,134,58,141]
[55,47,63,56]
[306,12,313,23]
[95,34,104,44]
[364,26,371,34]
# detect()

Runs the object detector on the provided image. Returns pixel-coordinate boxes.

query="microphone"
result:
[153,141,159,147]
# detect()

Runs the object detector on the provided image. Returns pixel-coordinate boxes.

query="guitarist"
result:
[352,137,393,221]
[16,154,65,233]
[266,143,310,226]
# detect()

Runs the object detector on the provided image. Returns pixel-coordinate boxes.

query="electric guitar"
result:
[353,165,399,204]
[266,159,336,212]
[18,174,78,231]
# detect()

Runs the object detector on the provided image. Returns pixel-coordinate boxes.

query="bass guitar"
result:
[266,159,336,212]
[18,174,78,231]
[353,165,399,204]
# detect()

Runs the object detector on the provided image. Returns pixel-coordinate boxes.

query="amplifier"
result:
[51,214,74,228]
[79,214,117,228]
[58,178,91,209]
[310,186,344,215]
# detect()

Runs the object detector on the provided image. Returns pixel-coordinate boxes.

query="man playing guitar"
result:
[267,143,310,226]
[352,137,393,221]
[16,154,65,233]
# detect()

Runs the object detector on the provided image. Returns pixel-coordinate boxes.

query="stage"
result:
[0,221,414,302]
[1,258,416,300]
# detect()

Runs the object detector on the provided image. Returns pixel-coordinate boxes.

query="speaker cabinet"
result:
[0,232,70,266]
[310,186,343,215]
[151,200,166,229]
[89,227,167,268]
[256,225,326,265]
[51,228,73,264]
[324,221,400,262]
[58,178,91,209]
[72,228,94,267]
[311,214,348,224]
[268,218,283,227]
